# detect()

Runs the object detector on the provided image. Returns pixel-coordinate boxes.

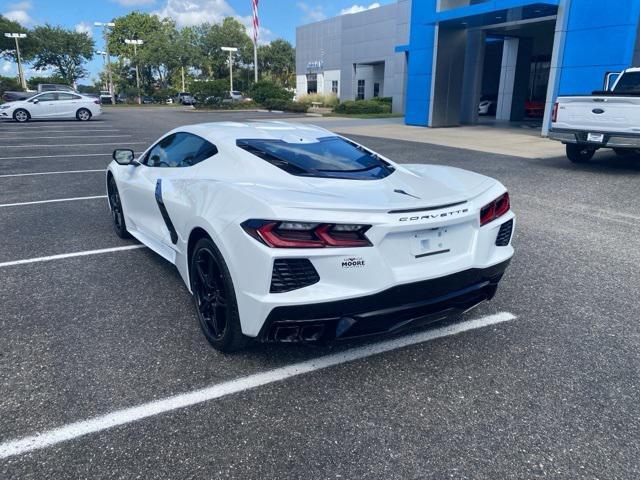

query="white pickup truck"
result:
[549,67,640,163]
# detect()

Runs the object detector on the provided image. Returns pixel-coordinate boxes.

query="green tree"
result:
[259,39,295,88]
[195,18,253,80]
[0,75,20,98]
[27,75,69,89]
[30,25,94,85]
[0,15,36,61]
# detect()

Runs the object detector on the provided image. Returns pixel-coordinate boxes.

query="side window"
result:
[58,93,81,100]
[32,93,58,102]
[145,133,218,168]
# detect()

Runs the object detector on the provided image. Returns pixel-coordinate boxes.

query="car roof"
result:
[180,121,335,146]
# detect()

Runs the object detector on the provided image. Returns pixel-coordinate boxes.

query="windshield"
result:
[614,72,640,93]
[236,136,394,180]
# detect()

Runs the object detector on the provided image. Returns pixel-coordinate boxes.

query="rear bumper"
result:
[259,259,511,343]
[549,128,640,148]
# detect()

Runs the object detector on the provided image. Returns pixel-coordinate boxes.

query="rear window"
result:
[614,72,640,93]
[236,136,394,180]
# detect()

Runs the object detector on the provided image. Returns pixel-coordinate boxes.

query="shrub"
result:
[297,93,339,108]
[190,80,228,102]
[250,80,293,104]
[333,99,392,115]
[371,96,393,104]
[283,102,309,113]
[262,98,308,113]
[151,88,177,103]
[0,76,21,99]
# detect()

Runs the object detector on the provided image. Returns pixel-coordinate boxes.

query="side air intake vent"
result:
[270,259,320,293]
[496,220,513,247]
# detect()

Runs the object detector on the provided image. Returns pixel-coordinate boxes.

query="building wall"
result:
[405,0,640,129]
[557,0,640,95]
[295,1,411,112]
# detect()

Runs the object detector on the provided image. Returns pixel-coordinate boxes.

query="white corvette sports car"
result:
[107,121,515,352]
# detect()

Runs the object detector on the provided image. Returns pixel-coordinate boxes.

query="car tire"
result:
[107,176,131,239]
[190,237,249,353]
[566,144,596,163]
[76,108,92,121]
[13,108,30,123]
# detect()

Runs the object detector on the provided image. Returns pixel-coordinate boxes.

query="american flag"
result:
[252,0,259,44]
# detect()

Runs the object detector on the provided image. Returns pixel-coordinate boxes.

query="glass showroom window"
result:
[357,80,365,100]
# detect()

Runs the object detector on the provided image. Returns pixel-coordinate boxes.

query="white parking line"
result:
[0,169,105,178]
[0,135,130,140]
[0,128,119,133]
[0,152,142,161]
[0,153,122,160]
[0,245,145,268]
[0,195,106,208]
[0,311,517,460]
[3,142,146,149]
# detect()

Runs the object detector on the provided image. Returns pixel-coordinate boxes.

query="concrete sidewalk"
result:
[291,116,565,159]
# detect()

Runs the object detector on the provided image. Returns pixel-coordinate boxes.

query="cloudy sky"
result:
[1,0,393,82]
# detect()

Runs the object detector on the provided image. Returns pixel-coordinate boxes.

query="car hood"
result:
[236,164,496,213]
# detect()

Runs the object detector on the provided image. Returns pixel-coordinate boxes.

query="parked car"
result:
[100,91,113,104]
[176,92,196,105]
[0,91,102,122]
[141,96,154,104]
[478,96,497,116]
[2,83,76,103]
[525,100,545,118]
[106,121,515,352]
[229,90,245,102]
[549,67,640,162]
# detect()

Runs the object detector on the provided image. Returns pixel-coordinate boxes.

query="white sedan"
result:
[0,91,102,122]
[107,121,515,352]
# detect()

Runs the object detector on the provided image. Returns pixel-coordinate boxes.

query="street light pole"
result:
[94,22,116,105]
[221,47,238,93]
[125,39,144,104]
[96,51,108,90]
[4,33,27,90]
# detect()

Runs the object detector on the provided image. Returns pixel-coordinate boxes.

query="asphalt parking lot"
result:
[1,107,639,479]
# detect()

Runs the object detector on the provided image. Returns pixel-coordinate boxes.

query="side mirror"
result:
[33,99,39,104]
[113,149,136,166]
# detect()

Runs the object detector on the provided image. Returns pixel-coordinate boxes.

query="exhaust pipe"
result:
[300,325,325,342]
[273,326,300,342]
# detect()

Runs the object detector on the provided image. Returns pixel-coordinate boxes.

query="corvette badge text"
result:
[342,257,366,268]
[399,207,470,222]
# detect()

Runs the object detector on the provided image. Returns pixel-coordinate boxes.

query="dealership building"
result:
[296,0,640,134]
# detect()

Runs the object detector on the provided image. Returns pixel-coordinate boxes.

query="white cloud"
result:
[75,22,93,37]
[297,2,326,22]
[112,0,156,5]
[154,0,235,27]
[339,2,381,15]
[2,62,14,74]
[3,1,35,26]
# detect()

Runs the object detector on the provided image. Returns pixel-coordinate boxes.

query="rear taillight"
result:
[242,220,372,248]
[551,102,559,123]
[480,192,510,226]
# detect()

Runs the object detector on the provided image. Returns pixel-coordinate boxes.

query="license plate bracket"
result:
[411,228,450,258]
[587,132,604,143]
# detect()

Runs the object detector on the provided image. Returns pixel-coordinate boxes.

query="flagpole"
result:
[253,0,259,82]
[254,41,258,82]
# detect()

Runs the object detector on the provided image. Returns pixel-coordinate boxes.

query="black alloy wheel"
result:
[190,238,248,352]
[108,176,130,238]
